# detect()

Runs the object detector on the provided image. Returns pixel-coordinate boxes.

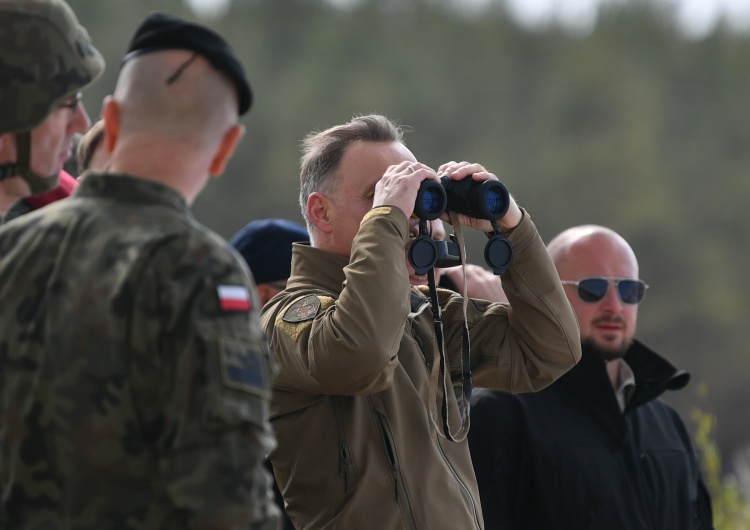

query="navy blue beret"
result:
[122,12,252,115]
[229,218,309,285]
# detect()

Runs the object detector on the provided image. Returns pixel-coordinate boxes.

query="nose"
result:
[70,101,92,133]
[599,281,624,312]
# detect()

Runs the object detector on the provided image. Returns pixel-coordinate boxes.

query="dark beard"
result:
[581,337,631,362]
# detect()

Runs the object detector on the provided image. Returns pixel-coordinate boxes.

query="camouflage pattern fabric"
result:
[0,173,280,529]
[0,0,104,135]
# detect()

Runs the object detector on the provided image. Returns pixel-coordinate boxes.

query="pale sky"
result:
[186,0,750,39]
[501,0,750,38]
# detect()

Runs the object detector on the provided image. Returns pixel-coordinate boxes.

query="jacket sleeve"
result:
[129,244,281,530]
[440,209,581,392]
[265,206,411,395]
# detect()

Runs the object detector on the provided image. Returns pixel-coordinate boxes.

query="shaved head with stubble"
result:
[102,49,244,204]
[548,225,640,362]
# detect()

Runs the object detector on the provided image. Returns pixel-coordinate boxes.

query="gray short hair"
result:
[299,114,404,231]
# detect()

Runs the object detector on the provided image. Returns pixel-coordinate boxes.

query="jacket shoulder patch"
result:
[217,284,252,312]
[218,338,270,397]
[282,294,322,322]
[276,294,335,342]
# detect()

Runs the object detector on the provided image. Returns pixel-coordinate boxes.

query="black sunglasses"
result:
[560,276,649,305]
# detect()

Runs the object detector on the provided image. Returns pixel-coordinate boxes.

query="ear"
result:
[307,191,334,234]
[256,283,276,307]
[209,124,244,177]
[101,96,119,153]
[0,133,12,160]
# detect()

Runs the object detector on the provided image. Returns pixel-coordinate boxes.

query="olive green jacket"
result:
[262,206,581,530]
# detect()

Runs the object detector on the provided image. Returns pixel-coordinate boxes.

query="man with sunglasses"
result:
[468,224,714,529]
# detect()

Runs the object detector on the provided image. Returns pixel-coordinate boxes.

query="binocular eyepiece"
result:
[414,175,510,222]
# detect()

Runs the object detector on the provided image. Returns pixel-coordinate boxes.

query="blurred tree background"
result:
[67,0,750,496]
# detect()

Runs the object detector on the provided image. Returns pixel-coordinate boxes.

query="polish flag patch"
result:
[217,285,252,312]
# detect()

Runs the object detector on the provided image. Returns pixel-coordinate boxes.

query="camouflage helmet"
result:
[0,0,105,135]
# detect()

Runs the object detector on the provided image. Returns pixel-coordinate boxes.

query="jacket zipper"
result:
[331,397,352,494]
[435,435,482,530]
[375,412,418,530]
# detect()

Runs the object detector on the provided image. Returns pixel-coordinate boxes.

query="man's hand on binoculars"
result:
[437,161,522,232]
[373,160,439,220]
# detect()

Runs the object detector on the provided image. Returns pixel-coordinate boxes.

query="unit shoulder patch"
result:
[282,294,322,323]
[218,338,269,397]
[276,294,336,342]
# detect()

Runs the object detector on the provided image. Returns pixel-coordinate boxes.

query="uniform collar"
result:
[74,172,189,213]
[288,243,350,294]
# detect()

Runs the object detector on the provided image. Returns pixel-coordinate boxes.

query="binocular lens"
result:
[485,189,505,215]
[413,175,509,221]
[414,180,448,220]
[421,189,444,215]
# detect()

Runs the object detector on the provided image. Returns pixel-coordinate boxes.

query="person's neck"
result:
[107,144,205,206]
[580,340,630,392]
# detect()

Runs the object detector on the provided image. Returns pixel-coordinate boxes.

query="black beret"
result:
[229,219,309,285]
[122,12,252,115]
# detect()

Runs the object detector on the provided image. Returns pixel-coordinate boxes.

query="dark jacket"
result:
[469,340,714,530]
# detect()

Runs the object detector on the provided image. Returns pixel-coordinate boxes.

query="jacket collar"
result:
[622,339,690,412]
[74,173,189,214]
[288,243,350,294]
[287,242,428,313]
[564,339,690,413]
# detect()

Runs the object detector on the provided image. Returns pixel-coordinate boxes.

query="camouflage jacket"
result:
[0,173,280,529]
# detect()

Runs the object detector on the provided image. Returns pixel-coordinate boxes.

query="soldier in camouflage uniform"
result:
[0,0,102,224]
[0,10,281,530]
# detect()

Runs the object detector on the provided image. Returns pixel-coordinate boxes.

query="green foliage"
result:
[693,404,750,529]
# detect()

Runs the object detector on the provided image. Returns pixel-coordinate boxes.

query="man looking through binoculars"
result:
[261,113,581,530]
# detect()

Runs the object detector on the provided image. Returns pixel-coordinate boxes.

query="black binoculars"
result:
[413,176,510,222]
[409,175,513,276]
